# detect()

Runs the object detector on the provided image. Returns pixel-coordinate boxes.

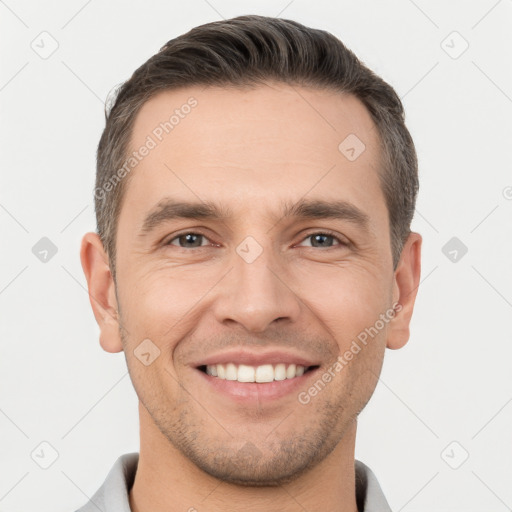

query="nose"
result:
[211,241,302,333]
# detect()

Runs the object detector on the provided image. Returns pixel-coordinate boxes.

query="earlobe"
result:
[386,232,422,350]
[80,232,123,353]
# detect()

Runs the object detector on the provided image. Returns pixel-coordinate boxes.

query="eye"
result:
[164,231,347,250]
[166,232,212,249]
[297,231,347,249]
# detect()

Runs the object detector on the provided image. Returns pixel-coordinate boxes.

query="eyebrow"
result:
[138,197,370,236]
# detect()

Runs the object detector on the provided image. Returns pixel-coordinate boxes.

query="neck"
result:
[129,403,359,512]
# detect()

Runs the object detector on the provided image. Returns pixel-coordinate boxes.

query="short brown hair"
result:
[95,14,418,282]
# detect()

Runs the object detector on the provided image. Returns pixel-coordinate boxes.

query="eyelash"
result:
[164,230,349,250]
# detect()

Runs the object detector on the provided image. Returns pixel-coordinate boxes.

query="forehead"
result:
[122,82,384,227]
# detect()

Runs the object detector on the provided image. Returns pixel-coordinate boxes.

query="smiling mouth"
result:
[197,363,320,383]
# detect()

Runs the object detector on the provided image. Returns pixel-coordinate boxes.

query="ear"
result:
[386,232,422,350]
[80,232,123,353]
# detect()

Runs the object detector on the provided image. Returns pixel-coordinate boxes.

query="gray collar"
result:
[76,453,392,512]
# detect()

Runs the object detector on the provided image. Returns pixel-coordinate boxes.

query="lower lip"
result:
[195,367,320,403]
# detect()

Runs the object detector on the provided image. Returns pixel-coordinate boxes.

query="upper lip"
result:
[192,349,319,368]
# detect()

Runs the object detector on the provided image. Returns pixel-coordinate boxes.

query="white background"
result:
[1,1,511,511]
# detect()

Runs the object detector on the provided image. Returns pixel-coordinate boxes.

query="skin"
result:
[81,82,421,512]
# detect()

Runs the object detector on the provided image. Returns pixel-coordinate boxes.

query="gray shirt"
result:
[75,452,392,512]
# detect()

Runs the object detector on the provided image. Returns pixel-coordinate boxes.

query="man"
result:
[78,14,421,512]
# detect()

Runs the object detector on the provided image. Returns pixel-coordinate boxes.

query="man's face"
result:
[110,83,406,485]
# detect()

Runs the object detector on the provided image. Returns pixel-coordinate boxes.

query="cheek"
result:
[293,263,392,346]
[122,266,211,329]
[118,266,220,381]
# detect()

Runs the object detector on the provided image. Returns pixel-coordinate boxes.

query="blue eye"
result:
[298,232,345,248]
[165,231,347,250]
[167,232,209,248]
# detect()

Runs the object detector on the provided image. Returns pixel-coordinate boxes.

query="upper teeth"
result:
[206,363,306,382]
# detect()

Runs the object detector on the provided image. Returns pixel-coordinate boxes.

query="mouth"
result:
[191,349,322,403]
[194,362,321,403]
[197,363,320,383]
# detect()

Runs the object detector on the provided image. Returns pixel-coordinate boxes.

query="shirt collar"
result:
[76,453,391,512]
[355,459,392,512]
